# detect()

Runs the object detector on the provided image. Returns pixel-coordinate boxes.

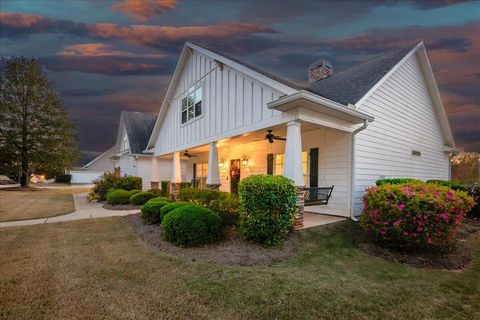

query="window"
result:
[412,150,421,157]
[197,162,208,189]
[121,129,129,151]
[181,86,202,124]
[275,152,308,184]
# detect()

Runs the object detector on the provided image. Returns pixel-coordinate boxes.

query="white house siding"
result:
[84,148,115,172]
[136,157,152,190]
[184,127,352,217]
[353,52,450,216]
[153,50,289,156]
[119,155,136,177]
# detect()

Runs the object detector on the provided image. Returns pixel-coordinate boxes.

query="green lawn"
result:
[0,186,89,222]
[0,218,478,319]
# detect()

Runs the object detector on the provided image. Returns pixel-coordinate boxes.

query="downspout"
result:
[350,120,369,221]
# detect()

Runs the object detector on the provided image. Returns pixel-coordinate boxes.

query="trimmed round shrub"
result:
[148,196,174,204]
[106,189,132,205]
[361,182,475,249]
[141,200,171,225]
[129,191,156,205]
[375,178,422,186]
[210,194,240,226]
[162,205,222,247]
[238,175,296,247]
[130,189,142,195]
[122,176,142,191]
[159,201,191,221]
[147,188,161,196]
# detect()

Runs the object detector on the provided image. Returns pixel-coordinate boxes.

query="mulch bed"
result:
[103,203,141,210]
[124,213,299,266]
[359,219,480,271]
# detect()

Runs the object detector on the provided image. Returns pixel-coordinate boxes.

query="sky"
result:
[1,0,479,163]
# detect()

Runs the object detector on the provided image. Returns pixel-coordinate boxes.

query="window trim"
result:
[181,85,203,126]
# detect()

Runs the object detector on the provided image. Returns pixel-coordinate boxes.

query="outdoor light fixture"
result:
[241,155,249,166]
[218,158,225,168]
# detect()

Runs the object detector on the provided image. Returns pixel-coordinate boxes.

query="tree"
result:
[451,152,480,184]
[0,57,79,187]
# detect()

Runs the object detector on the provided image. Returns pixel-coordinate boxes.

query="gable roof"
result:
[147,41,454,149]
[308,43,418,105]
[121,111,156,154]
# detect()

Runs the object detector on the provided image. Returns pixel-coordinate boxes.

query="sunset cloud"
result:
[111,0,176,20]
[0,13,276,52]
[58,43,165,58]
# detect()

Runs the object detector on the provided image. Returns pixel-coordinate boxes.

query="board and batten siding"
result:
[136,157,152,190]
[153,50,289,156]
[353,52,450,216]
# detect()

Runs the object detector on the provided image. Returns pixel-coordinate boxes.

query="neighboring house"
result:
[144,41,453,221]
[68,147,116,184]
[111,111,173,190]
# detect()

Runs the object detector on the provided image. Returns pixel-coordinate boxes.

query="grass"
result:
[0,218,478,319]
[0,186,90,222]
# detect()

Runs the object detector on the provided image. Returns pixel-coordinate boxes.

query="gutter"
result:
[350,119,370,221]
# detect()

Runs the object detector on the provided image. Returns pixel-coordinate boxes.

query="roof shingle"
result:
[122,111,156,154]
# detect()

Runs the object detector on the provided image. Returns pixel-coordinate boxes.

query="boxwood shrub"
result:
[106,189,132,205]
[88,172,143,201]
[361,182,474,249]
[426,179,467,191]
[129,191,156,205]
[375,178,422,186]
[147,188,161,196]
[238,175,296,247]
[141,200,172,225]
[162,205,222,247]
[160,181,170,197]
[149,196,174,204]
[159,201,191,221]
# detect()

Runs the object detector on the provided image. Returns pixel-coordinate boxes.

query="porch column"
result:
[283,121,305,228]
[206,142,221,190]
[150,157,159,189]
[171,151,182,199]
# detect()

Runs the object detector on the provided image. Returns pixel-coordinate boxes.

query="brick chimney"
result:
[308,59,333,83]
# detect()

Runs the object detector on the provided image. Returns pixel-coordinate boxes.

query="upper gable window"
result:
[121,129,129,151]
[181,86,202,124]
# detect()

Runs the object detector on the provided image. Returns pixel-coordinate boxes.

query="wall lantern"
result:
[218,158,226,168]
[241,155,249,166]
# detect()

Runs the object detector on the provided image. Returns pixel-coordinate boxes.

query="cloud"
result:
[42,55,175,76]
[0,12,277,53]
[410,0,473,10]
[111,0,176,21]
[58,43,165,58]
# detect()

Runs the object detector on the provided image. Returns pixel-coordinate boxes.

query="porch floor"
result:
[301,212,346,229]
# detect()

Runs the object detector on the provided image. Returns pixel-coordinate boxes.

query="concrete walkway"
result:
[0,193,140,228]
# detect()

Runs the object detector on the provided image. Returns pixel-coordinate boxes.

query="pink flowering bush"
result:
[361,182,474,249]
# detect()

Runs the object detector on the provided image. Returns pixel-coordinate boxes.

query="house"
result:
[111,111,172,190]
[145,41,454,226]
[68,147,116,184]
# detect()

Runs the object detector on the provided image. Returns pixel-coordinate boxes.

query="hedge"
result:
[375,178,422,186]
[88,172,142,201]
[238,175,296,247]
[141,199,173,224]
[162,205,222,247]
[106,189,133,205]
[361,181,474,249]
[159,201,191,221]
[426,179,467,191]
[129,191,156,205]
[55,174,71,184]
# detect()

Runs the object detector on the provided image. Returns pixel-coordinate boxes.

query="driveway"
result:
[0,193,140,228]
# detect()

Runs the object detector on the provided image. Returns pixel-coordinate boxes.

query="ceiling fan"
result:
[183,150,198,158]
[265,129,286,144]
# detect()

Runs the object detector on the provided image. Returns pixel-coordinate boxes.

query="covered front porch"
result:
[153,119,354,227]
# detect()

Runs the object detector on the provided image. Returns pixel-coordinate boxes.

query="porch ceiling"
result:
[183,121,328,155]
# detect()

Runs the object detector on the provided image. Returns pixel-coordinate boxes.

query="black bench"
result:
[304,185,334,206]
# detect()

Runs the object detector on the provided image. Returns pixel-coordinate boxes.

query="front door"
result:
[230,159,241,194]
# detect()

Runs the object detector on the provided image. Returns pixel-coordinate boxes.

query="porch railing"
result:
[304,186,334,206]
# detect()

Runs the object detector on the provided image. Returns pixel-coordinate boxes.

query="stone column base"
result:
[294,187,305,229]
[206,183,221,191]
[150,181,159,189]
[170,182,181,200]
[114,167,121,177]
